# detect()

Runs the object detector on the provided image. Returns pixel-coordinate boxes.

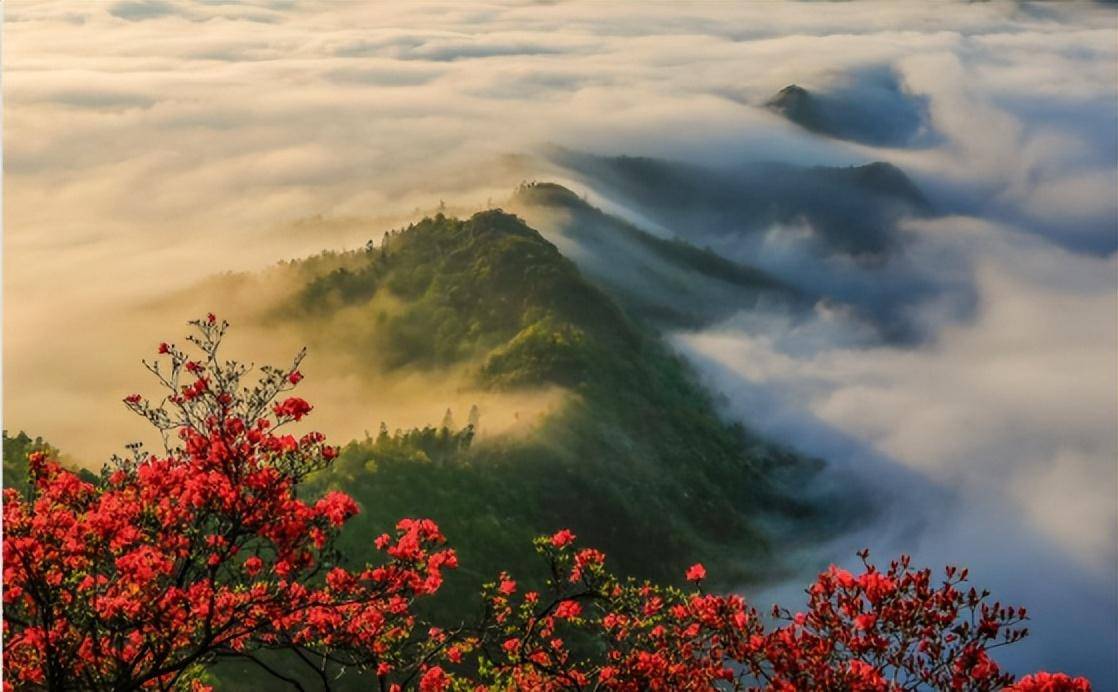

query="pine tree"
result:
[467,404,481,431]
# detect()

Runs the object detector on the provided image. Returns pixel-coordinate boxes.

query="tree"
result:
[3,316,457,691]
[451,535,1090,691]
[2,317,1092,691]
[467,405,481,432]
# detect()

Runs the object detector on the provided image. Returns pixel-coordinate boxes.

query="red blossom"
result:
[854,613,877,630]
[550,528,576,548]
[554,600,582,620]
[1011,672,1093,691]
[315,490,359,527]
[273,396,313,421]
[418,665,449,692]
[475,533,1080,691]
[243,556,263,576]
[685,562,707,583]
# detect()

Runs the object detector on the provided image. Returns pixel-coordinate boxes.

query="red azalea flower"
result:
[551,528,576,548]
[685,563,707,583]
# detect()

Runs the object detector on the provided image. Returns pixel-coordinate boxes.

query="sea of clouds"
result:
[4,0,1116,681]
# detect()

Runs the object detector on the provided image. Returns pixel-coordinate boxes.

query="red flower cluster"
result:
[685,563,707,583]
[461,540,1091,692]
[1011,673,1093,692]
[3,318,455,690]
[273,396,313,422]
[1,318,1094,691]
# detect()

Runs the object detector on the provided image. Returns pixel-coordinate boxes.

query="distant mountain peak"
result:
[512,180,587,209]
[770,84,811,106]
[766,84,825,133]
[764,77,931,148]
[820,161,930,212]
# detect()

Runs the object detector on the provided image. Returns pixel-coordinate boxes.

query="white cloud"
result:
[680,215,1118,568]
[675,214,1117,679]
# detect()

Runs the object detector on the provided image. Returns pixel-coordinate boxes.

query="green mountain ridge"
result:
[278,210,828,588]
[213,205,845,687]
[287,209,637,384]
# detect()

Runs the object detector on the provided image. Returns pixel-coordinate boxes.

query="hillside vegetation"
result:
[266,211,825,604]
[2,430,95,494]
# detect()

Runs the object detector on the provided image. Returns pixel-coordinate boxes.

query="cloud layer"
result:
[667,215,1116,681]
[4,0,1116,680]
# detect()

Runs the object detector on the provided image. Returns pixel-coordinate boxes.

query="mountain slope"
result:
[547,149,947,343]
[508,181,806,329]
[200,211,846,688]
[286,209,634,379]
[277,211,826,599]
[550,149,930,260]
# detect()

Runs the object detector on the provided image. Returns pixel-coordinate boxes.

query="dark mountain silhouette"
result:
[549,148,929,260]
[546,148,970,344]
[766,78,931,147]
[509,181,805,329]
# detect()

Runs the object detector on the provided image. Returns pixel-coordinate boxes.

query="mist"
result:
[4,0,1116,682]
[672,213,1117,680]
